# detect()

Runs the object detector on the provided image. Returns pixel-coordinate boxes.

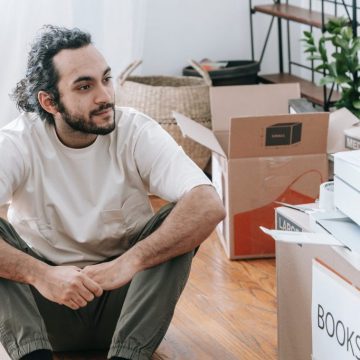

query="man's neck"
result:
[53,119,97,149]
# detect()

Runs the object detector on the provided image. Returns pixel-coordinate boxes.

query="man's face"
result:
[53,44,115,135]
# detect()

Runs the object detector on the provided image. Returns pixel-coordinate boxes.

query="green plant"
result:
[302,17,360,117]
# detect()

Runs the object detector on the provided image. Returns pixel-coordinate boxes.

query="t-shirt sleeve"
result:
[0,134,26,206]
[133,118,212,202]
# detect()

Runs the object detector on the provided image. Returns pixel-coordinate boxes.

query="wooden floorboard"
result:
[0,197,277,359]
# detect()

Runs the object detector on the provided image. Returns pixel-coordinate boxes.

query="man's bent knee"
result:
[0,218,29,252]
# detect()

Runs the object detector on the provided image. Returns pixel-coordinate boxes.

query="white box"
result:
[334,150,360,226]
[327,108,357,154]
[327,108,357,180]
[274,206,360,360]
[312,260,360,360]
[344,123,360,150]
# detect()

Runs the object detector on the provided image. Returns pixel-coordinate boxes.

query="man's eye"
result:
[104,76,113,83]
[78,84,91,91]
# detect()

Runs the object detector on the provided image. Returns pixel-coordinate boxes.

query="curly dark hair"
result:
[12,25,92,124]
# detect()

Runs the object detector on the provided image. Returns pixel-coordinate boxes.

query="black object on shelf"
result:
[182,60,260,86]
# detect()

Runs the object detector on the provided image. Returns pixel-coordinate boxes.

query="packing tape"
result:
[319,181,334,211]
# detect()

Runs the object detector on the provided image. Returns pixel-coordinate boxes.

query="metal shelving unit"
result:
[249,0,359,110]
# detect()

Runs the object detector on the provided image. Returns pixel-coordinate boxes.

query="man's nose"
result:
[95,84,113,104]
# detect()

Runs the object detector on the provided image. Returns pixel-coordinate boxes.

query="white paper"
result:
[260,226,345,247]
[312,260,360,360]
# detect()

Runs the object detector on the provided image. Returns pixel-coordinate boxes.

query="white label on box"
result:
[312,260,360,360]
[345,135,360,150]
[276,212,302,232]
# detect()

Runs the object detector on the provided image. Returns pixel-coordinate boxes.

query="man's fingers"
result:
[77,286,95,302]
[82,275,103,297]
[67,300,80,310]
[73,295,88,308]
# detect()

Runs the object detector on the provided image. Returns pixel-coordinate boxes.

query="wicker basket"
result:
[115,61,212,170]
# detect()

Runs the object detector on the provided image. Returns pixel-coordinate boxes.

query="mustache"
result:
[90,103,115,116]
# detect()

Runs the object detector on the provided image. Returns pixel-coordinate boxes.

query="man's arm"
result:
[0,235,103,309]
[82,185,226,290]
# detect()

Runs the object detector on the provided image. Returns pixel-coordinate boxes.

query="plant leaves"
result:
[319,39,328,62]
[315,64,328,71]
[303,16,360,116]
[304,46,317,53]
[319,76,336,85]
[333,37,349,49]
[328,62,337,77]
[335,75,352,84]
[352,100,360,109]
[307,55,323,61]
[341,26,353,41]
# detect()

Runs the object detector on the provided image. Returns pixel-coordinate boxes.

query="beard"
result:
[58,101,116,135]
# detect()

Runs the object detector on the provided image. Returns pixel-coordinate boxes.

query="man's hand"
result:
[82,254,139,290]
[83,185,225,290]
[33,265,103,310]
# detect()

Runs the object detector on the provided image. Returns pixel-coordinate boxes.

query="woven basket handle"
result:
[188,59,212,87]
[117,60,143,86]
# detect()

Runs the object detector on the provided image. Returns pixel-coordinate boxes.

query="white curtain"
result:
[0,0,147,127]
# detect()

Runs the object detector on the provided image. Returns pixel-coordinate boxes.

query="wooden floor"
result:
[0,198,277,359]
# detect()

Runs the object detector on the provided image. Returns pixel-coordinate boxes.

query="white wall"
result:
[2,0,357,127]
[0,0,281,126]
[138,0,280,76]
[140,0,249,75]
[0,0,146,127]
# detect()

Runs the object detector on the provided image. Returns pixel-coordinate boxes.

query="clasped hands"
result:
[34,255,137,310]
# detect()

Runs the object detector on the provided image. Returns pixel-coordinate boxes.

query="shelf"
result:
[254,4,334,28]
[258,73,341,106]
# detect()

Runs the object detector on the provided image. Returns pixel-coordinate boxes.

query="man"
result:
[0,25,225,360]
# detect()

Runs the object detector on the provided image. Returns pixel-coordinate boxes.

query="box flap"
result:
[317,217,360,255]
[335,149,360,167]
[260,227,345,247]
[210,83,301,132]
[173,111,226,158]
[228,112,329,158]
[328,108,358,154]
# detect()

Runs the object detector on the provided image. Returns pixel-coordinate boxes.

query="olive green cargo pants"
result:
[0,203,194,360]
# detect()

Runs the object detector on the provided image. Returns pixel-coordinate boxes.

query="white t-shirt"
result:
[0,107,211,266]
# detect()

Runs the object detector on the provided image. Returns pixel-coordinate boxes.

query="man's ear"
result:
[38,91,58,115]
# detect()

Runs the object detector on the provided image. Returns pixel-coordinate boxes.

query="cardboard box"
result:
[274,206,360,360]
[289,106,357,180]
[311,259,360,360]
[334,150,360,226]
[344,123,360,150]
[327,108,357,154]
[174,83,329,259]
[209,83,301,125]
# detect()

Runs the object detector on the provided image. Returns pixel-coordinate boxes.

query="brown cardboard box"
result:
[275,206,360,360]
[174,83,329,259]
[174,89,329,258]
[209,83,301,124]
